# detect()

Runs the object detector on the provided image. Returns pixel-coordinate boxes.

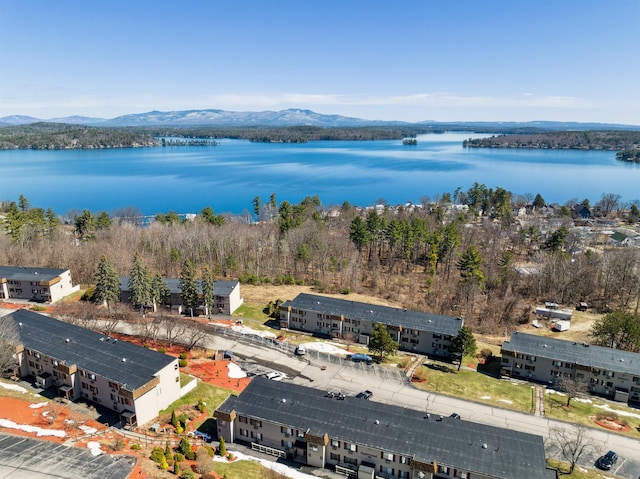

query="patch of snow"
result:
[227,362,247,379]
[498,399,513,404]
[29,402,48,409]
[594,403,640,419]
[230,325,276,339]
[79,425,98,434]
[298,341,348,355]
[214,449,318,479]
[546,389,567,396]
[87,441,103,456]
[0,418,66,437]
[42,411,50,417]
[479,395,492,400]
[573,397,592,404]
[0,382,27,394]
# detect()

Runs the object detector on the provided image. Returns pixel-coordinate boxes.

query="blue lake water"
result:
[0,132,638,216]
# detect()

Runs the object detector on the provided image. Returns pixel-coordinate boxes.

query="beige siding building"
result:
[6,309,182,426]
[280,293,463,358]
[500,332,640,404]
[0,266,80,303]
[215,377,557,479]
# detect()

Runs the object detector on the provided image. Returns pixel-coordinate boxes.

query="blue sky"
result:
[1,0,639,124]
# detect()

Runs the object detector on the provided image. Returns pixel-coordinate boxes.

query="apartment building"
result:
[215,377,557,479]
[0,266,80,303]
[500,332,640,404]
[279,293,463,358]
[6,309,182,426]
[119,277,243,315]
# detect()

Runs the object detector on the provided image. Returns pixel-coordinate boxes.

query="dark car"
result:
[355,390,373,400]
[449,413,461,420]
[595,451,618,471]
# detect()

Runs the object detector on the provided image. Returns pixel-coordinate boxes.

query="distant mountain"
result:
[1,109,638,130]
[98,108,405,127]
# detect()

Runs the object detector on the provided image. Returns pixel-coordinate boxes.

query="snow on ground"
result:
[228,362,247,379]
[479,395,491,400]
[0,382,28,394]
[299,341,348,355]
[214,449,317,479]
[573,397,593,404]
[498,399,513,404]
[79,425,98,434]
[29,402,48,409]
[87,441,103,456]
[546,389,567,396]
[594,403,640,419]
[0,418,66,438]
[230,325,276,338]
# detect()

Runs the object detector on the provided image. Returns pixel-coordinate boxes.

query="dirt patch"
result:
[591,416,631,432]
[182,359,250,393]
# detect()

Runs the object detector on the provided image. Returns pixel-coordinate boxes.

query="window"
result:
[439,466,449,474]
[281,426,293,436]
[344,456,357,466]
[524,365,535,371]
[309,444,318,452]
[239,428,248,437]
[382,452,394,461]
[281,440,292,448]
[331,439,340,448]
[249,419,262,427]
[344,442,357,452]
[398,471,409,478]
[238,416,248,423]
[330,453,340,461]
[380,466,393,475]
[398,456,408,464]
[459,472,468,479]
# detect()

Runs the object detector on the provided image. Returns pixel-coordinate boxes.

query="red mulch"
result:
[182,360,250,393]
[593,418,631,432]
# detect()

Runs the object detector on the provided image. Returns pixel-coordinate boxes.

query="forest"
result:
[1,189,639,338]
[463,130,640,151]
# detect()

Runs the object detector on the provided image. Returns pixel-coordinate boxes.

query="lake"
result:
[0,132,638,216]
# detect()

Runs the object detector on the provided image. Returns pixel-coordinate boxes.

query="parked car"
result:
[187,430,211,442]
[351,353,373,364]
[449,413,461,420]
[595,451,618,471]
[294,345,306,356]
[355,390,373,400]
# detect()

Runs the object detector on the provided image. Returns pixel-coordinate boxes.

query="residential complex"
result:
[279,293,463,358]
[119,277,243,315]
[500,332,640,404]
[0,266,80,303]
[215,377,556,479]
[6,309,182,426]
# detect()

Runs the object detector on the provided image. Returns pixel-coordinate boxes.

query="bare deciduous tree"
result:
[0,317,20,377]
[547,424,595,474]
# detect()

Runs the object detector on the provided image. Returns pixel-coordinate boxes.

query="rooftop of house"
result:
[119,277,238,296]
[0,266,67,283]
[217,377,550,479]
[0,432,134,479]
[281,293,463,336]
[502,332,640,375]
[8,309,176,390]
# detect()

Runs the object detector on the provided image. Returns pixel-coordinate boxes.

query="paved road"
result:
[112,322,640,479]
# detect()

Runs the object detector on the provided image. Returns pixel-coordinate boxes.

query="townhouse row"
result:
[279,293,463,358]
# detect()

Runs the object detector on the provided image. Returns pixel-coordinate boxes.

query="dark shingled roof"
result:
[216,377,549,479]
[0,266,66,282]
[6,309,175,390]
[119,277,238,296]
[0,432,134,479]
[502,332,640,375]
[282,293,463,336]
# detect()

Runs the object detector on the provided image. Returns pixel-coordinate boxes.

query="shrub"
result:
[218,436,226,456]
[158,348,167,354]
[130,443,141,450]
[30,305,47,312]
[180,470,196,479]
[204,445,214,457]
[173,461,180,475]
[178,437,192,456]
[341,288,351,295]
[160,457,169,470]
[196,398,206,413]
[80,287,95,301]
[479,348,494,360]
[179,359,188,368]
[179,352,188,360]
[227,453,234,461]
[150,447,165,463]
[174,453,184,463]
[185,450,196,461]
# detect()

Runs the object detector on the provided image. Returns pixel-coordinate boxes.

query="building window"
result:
[344,456,357,466]
[380,466,393,475]
[239,428,248,437]
[382,452,394,461]
[330,452,340,461]
[238,416,247,423]
[398,471,409,478]
[331,439,340,448]
[281,426,293,436]
[310,444,318,452]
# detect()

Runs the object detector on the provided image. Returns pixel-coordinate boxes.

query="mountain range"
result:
[0,109,638,130]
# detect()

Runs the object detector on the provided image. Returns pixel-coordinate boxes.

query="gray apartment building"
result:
[5,309,182,426]
[500,332,640,404]
[0,266,80,303]
[279,293,463,358]
[215,377,557,479]
[119,277,243,315]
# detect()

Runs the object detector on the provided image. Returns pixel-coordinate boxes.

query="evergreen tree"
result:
[151,273,170,310]
[218,436,226,456]
[93,255,120,307]
[129,253,151,312]
[533,193,546,209]
[179,258,199,317]
[74,209,96,241]
[201,266,215,318]
[456,245,485,288]
[451,326,477,370]
[96,211,112,229]
[368,323,398,362]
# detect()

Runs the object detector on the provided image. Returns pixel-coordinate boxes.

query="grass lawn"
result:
[234,303,272,324]
[213,459,287,479]
[412,361,536,413]
[161,381,235,419]
[545,392,640,440]
[546,459,625,479]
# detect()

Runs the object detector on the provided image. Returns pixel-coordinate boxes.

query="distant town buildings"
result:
[279,293,463,358]
[0,266,80,303]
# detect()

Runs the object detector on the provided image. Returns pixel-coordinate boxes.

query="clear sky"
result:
[1,0,639,124]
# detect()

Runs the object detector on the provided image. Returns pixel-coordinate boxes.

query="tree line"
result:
[463,130,640,150]
[1,190,639,341]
